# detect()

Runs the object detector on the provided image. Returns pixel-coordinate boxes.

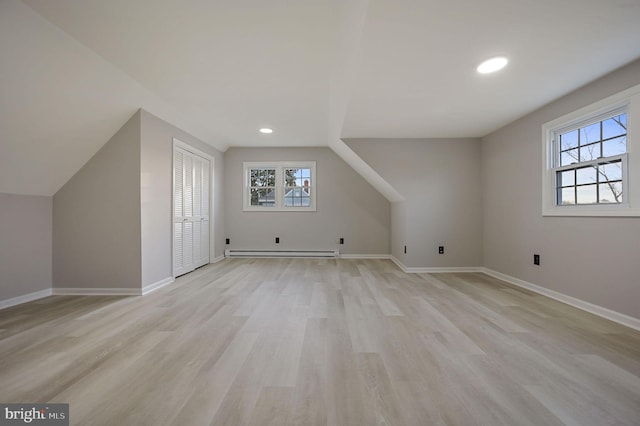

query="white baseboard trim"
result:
[390,256,483,273]
[0,288,53,310]
[339,254,391,259]
[390,256,404,271]
[142,277,174,295]
[225,249,338,258]
[408,266,483,273]
[481,268,640,332]
[211,255,225,264]
[53,288,141,296]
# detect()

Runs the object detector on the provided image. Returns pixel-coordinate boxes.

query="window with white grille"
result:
[243,162,316,211]
[542,84,640,216]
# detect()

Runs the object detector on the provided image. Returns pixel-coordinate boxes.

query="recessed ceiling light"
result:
[259,128,273,134]
[477,57,508,74]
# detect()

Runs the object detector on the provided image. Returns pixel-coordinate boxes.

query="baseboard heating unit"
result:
[225,249,338,258]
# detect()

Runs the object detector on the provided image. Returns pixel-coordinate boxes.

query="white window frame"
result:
[243,161,316,212]
[542,83,640,217]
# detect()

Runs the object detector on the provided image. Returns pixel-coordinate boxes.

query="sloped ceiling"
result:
[2,0,640,196]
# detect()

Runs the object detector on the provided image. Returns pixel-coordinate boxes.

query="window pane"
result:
[602,136,627,157]
[576,184,597,204]
[550,107,628,212]
[284,187,311,207]
[251,168,275,187]
[300,168,312,179]
[557,170,575,187]
[284,169,297,187]
[561,149,579,166]
[285,168,311,189]
[560,129,578,150]
[558,187,575,205]
[267,170,276,186]
[580,122,600,145]
[250,188,275,206]
[602,114,626,139]
[579,143,600,162]
[576,166,597,185]
[250,169,259,183]
[598,162,622,182]
[598,182,622,203]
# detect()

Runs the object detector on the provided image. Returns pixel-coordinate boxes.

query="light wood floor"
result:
[1,259,639,425]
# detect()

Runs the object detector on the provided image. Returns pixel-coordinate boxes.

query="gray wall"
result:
[346,138,483,268]
[481,58,640,320]
[53,111,141,290]
[140,110,224,287]
[224,147,390,254]
[390,201,409,263]
[0,193,52,300]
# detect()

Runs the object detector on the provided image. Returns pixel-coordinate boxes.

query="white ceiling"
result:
[2,0,640,195]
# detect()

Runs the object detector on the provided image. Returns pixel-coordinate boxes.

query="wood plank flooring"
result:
[1,259,639,425]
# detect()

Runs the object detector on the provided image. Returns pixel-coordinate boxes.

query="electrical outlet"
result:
[339,238,344,245]
[438,246,444,254]
[225,238,230,245]
[534,254,540,265]
[275,237,280,244]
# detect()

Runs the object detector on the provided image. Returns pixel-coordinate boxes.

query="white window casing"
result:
[542,83,640,217]
[243,161,317,212]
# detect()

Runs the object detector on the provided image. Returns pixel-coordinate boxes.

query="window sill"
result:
[543,206,640,217]
[243,207,317,212]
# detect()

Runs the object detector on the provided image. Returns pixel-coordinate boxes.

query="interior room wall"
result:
[345,138,483,268]
[224,147,390,255]
[53,111,142,290]
[140,110,224,287]
[389,201,408,262]
[0,193,52,302]
[481,58,640,320]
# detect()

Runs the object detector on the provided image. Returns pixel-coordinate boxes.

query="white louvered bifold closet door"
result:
[173,146,210,277]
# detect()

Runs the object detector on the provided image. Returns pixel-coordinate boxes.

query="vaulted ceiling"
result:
[2,0,640,195]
